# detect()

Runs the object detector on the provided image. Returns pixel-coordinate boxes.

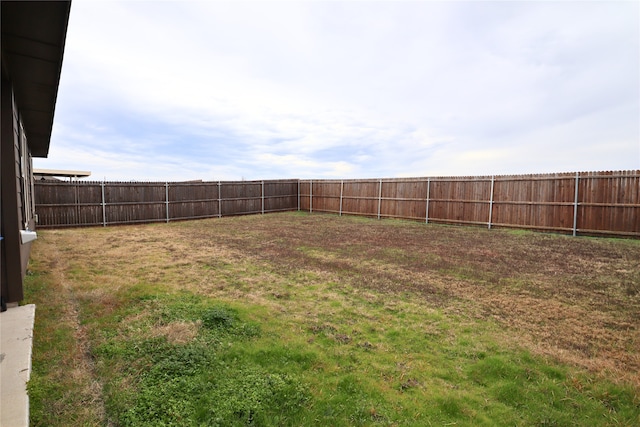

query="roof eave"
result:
[1,1,72,158]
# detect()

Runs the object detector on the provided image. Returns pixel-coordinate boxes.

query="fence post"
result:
[339,180,344,216]
[261,180,265,214]
[218,181,222,218]
[74,180,79,226]
[101,181,106,227]
[310,179,313,213]
[297,180,300,211]
[425,178,430,224]
[573,172,580,236]
[488,175,495,230]
[377,179,382,219]
[165,182,170,223]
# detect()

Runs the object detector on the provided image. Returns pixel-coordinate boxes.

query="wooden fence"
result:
[34,179,299,227]
[299,171,640,237]
[34,171,639,237]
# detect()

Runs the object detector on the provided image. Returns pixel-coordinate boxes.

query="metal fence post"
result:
[339,180,344,216]
[165,182,170,223]
[74,180,79,226]
[573,172,580,236]
[425,177,430,224]
[488,175,495,230]
[101,181,106,227]
[377,179,383,219]
[218,181,222,218]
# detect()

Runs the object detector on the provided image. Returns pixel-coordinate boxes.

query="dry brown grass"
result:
[33,240,107,425]
[151,320,201,345]
[35,212,640,388]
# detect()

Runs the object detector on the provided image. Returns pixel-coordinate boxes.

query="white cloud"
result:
[38,0,640,181]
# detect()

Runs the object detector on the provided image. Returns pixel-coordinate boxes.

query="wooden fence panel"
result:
[104,183,166,224]
[34,171,639,237]
[491,174,575,231]
[380,179,428,220]
[263,180,299,213]
[299,181,311,211]
[34,181,103,226]
[169,182,219,220]
[105,182,165,204]
[220,181,262,216]
[299,171,638,237]
[170,200,219,220]
[578,171,640,236]
[35,179,299,227]
[106,202,165,224]
[342,180,379,217]
[428,178,491,225]
[310,181,341,213]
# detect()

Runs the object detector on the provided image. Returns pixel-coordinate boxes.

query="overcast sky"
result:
[36,0,639,181]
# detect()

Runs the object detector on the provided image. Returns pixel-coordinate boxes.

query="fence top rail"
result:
[299,170,639,183]
[36,171,639,188]
[220,179,299,185]
[36,179,301,186]
[36,180,104,186]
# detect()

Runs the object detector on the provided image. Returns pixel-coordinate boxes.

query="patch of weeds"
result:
[195,368,310,426]
[155,300,261,340]
[202,306,236,329]
[105,334,309,426]
[93,339,137,361]
[116,360,309,426]
[147,343,214,379]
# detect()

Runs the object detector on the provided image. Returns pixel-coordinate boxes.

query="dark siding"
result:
[1,77,25,303]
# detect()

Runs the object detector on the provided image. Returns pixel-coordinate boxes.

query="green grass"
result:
[24,213,640,426]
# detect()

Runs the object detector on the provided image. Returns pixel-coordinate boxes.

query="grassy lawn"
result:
[24,212,640,426]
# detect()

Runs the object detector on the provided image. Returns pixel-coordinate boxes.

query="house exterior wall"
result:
[1,73,37,305]
[1,1,70,308]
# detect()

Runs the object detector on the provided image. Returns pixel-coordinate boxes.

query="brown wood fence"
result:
[34,179,299,227]
[34,171,639,237]
[299,171,640,237]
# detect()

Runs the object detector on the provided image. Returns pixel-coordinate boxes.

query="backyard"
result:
[24,212,639,426]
